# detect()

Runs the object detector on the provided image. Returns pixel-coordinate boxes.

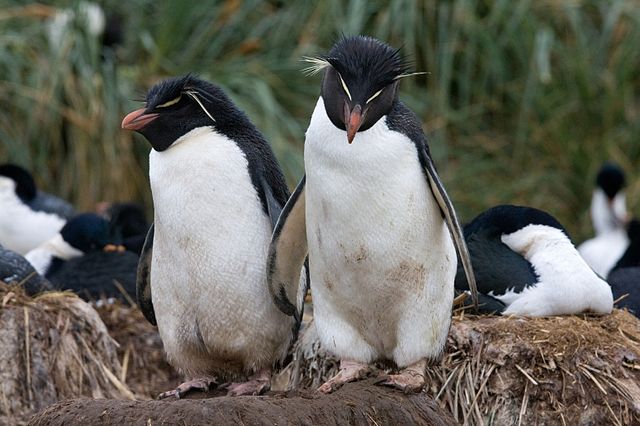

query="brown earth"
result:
[290,309,640,425]
[94,301,183,398]
[27,378,457,426]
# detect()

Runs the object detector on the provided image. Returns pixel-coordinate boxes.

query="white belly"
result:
[0,178,65,255]
[578,229,628,278]
[304,99,455,367]
[149,127,292,377]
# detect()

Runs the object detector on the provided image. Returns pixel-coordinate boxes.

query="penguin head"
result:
[122,75,233,151]
[596,162,626,200]
[61,213,114,253]
[0,164,37,203]
[308,36,414,144]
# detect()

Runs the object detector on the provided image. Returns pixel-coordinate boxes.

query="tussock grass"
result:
[1,1,639,240]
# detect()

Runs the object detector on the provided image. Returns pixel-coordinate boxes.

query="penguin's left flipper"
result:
[266,176,308,324]
[136,223,157,326]
[420,149,479,309]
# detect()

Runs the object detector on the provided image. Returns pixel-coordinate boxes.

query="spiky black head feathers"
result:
[325,36,410,91]
[310,36,419,140]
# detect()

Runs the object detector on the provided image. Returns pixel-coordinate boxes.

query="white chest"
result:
[147,127,290,374]
[303,99,455,364]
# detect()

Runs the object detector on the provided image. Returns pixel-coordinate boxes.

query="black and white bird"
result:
[0,164,76,219]
[0,164,73,254]
[267,36,477,393]
[607,219,640,318]
[0,244,52,296]
[24,212,136,302]
[25,213,112,276]
[122,75,301,398]
[455,205,613,316]
[578,163,629,277]
[99,202,149,254]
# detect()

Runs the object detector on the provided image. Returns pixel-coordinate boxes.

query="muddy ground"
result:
[28,378,457,426]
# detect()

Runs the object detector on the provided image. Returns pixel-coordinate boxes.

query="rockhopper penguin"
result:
[267,36,477,393]
[122,75,303,398]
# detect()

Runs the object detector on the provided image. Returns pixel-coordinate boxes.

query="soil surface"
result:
[28,378,457,426]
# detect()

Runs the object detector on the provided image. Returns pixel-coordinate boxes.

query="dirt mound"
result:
[27,378,456,426]
[0,283,133,425]
[94,301,183,398]
[289,310,640,425]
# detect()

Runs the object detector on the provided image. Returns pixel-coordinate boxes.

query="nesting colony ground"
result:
[7,279,640,426]
[289,310,640,425]
[0,283,133,425]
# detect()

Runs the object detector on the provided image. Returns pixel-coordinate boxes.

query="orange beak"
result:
[345,104,363,144]
[121,108,159,131]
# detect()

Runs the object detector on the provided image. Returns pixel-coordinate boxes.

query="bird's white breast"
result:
[25,234,83,275]
[0,177,66,255]
[304,98,455,366]
[148,127,291,376]
[500,224,613,316]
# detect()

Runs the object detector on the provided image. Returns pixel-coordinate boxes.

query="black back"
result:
[611,219,640,271]
[0,244,51,296]
[48,251,138,302]
[454,205,568,297]
[607,267,640,318]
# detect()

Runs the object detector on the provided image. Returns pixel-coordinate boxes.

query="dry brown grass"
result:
[0,283,133,425]
[94,301,182,398]
[288,310,640,426]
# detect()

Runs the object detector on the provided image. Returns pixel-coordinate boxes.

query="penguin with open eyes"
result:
[578,162,629,277]
[267,36,477,393]
[122,75,304,398]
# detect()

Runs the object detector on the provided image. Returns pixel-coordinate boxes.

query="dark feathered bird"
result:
[0,244,51,296]
[607,219,640,318]
[455,205,612,316]
[23,212,137,303]
[47,250,137,302]
[104,202,149,254]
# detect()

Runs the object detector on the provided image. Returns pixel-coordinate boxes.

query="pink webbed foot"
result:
[376,359,426,393]
[225,369,271,396]
[317,360,371,394]
[157,377,218,399]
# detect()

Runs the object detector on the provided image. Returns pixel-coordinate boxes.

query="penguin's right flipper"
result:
[267,176,308,321]
[136,223,157,326]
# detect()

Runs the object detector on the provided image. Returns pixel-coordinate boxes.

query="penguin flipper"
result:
[267,176,308,320]
[420,150,479,309]
[136,223,157,325]
[261,176,284,229]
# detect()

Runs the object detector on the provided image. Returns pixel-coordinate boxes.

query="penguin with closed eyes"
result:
[267,36,477,393]
[122,75,305,398]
